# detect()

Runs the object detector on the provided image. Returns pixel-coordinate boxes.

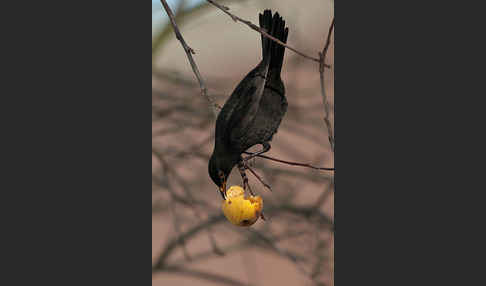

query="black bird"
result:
[208,10,289,199]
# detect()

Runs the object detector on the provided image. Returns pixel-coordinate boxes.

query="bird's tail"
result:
[259,10,289,73]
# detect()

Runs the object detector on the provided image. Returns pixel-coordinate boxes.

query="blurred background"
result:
[152,0,334,285]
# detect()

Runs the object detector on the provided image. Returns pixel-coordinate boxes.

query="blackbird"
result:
[208,10,289,199]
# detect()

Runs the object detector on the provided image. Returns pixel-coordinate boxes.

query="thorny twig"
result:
[319,17,335,152]
[160,0,221,117]
[205,0,331,68]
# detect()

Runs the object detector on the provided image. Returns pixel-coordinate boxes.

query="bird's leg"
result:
[243,142,271,162]
[237,160,255,196]
[239,156,272,192]
[238,159,267,221]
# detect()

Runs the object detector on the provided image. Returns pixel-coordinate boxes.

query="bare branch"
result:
[244,151,334,171]
[313,178,334,210]
[278,204,334,229]
[246,229,311,278]
[160,0,221,117]
[206,226,225,256]
[246,164,272,191]
[168,196,192,261]
[170,229,310,267]
[205,0,330,68]
[153,147,225,258]
[153,214,226,270]
[319,18,335,152]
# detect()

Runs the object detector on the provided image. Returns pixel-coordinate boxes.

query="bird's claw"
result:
[237,161,255,196]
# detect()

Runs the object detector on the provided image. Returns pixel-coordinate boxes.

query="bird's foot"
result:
[238,161,255,196]
[238,158,272,193]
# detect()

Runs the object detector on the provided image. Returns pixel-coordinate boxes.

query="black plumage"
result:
[208,10,289,198]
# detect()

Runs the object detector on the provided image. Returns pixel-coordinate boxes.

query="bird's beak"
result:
[220,179,227,199]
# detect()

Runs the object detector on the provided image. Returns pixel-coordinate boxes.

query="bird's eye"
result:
[218,170,225,179]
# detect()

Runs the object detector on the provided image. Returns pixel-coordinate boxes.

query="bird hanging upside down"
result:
[208,9,289,201]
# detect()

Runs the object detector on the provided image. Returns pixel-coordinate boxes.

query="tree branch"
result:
[244,151,334,171]
[160,0,221,117]
[153,214,226,271]
[319,17,335,152]
[205,0,330,68]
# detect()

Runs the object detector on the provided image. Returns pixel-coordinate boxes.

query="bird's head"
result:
[208,155,231,199]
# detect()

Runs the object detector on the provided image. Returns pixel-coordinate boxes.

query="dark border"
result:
[337,1,483,285]
[2,0,153,284]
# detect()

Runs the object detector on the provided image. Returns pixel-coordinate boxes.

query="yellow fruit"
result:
[221,185,263,227]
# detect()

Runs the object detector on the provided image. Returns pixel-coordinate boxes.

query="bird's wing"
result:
[215,10,279,149]
[226,62,269,148]
[213,69,256,142]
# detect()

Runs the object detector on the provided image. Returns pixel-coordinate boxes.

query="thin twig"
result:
[170,229,310,267]
[246,165,272,191]
[243,151,334,171]
[278,204,334,228]
[247,229,310,278]
[313,178,334,210]
[319,18,335,152]
[168,196,192,261]
[310,239,328,282]
[153,148,192,261]
[153,147,225,257]
[160,0,221,117]
[206,226,225,256]
[205,0,330,68]
[153,214,226,270]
